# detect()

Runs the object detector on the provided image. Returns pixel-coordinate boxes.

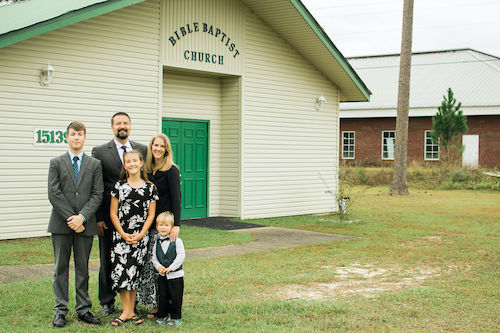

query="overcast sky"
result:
[302,0,500,58]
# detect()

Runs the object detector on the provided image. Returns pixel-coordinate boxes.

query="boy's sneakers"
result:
[156,317,169,324]
[168,319,182,326]
[156,316,181,326]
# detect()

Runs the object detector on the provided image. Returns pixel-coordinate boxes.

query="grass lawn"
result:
[0,187,498,331]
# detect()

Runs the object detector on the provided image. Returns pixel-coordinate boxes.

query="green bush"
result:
[356,167,370,185]
[449,169,469,183]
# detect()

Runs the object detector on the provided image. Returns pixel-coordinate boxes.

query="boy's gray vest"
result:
[156,238,182,271]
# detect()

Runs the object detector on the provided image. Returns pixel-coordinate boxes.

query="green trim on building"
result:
[0,0,146,49]
[289,0,371,101]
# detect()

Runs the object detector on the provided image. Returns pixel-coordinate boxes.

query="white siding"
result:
[0,0,161,239]
[220,77,241,216]
[240,9,340,219]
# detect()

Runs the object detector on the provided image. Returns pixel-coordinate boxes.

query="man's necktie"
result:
[73,156,79,181]
[121,145,127,163]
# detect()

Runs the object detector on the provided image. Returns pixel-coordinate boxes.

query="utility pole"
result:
[390,0,414,195]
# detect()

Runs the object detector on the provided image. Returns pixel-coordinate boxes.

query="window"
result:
[382,131,395,160]
[342,131,355,159]
[424,130,439,160]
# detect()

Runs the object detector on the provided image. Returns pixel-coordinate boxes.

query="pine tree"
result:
[431,88,468,162]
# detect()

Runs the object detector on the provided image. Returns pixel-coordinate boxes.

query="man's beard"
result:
[116,129,128,140]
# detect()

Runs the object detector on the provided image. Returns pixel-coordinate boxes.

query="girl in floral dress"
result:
[109,150,158,326]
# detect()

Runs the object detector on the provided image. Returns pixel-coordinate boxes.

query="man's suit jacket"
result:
[47,152,103,236]
[92,139,147,226]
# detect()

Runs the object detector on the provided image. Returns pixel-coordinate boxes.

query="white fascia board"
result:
[340,106,500,118]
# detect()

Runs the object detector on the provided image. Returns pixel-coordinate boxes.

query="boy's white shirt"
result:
[152,236,185,279]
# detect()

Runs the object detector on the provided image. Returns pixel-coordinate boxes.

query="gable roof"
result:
[0,0,370,102]
[240,0,370,102]
[340,49,500,117]
[0,0,146,49]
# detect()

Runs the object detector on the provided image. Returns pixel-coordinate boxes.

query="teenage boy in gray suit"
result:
[47,121,103,328]
[92,112,147,315]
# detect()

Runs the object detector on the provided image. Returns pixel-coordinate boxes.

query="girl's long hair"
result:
[144,133,178,174]
[118,150,150,182]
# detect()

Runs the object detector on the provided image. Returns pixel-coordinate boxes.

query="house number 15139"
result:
[34,128,67,145]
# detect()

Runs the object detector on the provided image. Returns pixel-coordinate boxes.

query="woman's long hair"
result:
[118,150,150,182]
[144,133,177,174]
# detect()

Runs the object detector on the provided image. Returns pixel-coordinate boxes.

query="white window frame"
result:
[381,130,395,160]
[341,131,355,159]
[424,130,440,161]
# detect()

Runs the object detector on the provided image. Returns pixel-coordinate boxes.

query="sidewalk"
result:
[0,226,354,285]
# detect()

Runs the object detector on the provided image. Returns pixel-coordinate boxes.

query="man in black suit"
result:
[48,121,103,327]
[92,112,147,315]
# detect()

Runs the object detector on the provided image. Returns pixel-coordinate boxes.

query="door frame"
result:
[162,117,210,218]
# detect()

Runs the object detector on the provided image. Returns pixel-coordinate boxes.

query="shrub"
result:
[340,165,500,191]
[356,168,370,185]
[449,169,469,183]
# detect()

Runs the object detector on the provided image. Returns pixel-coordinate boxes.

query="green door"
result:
[162,119,208,219]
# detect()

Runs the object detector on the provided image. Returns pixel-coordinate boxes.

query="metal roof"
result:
[341,49,500,116]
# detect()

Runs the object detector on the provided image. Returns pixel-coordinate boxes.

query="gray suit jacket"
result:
[47,152,103,236]
[92,139,147,226]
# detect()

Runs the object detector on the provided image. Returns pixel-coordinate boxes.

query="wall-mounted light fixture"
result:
[315,94,326,111]
[40,63,55,86]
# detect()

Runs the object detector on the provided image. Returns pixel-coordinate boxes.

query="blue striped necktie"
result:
[73,156,79,181]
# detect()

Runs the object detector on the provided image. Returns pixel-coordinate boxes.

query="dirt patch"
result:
[402,235,445,249]
[318,218,361,224]
[422,235,442,242]
[278,263,447,300]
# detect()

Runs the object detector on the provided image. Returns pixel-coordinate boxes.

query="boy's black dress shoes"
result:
[77,312,101,325]
[53,314,66,328]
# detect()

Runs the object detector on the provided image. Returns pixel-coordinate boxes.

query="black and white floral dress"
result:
[110,180,159,291]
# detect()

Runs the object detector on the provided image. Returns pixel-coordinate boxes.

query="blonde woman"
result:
[137,133,181,318]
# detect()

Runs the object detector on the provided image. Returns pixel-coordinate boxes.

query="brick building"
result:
[340,49,500,168]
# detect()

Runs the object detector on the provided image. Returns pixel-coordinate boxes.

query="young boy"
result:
[47,121,103,327]
[152,211,185,326]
